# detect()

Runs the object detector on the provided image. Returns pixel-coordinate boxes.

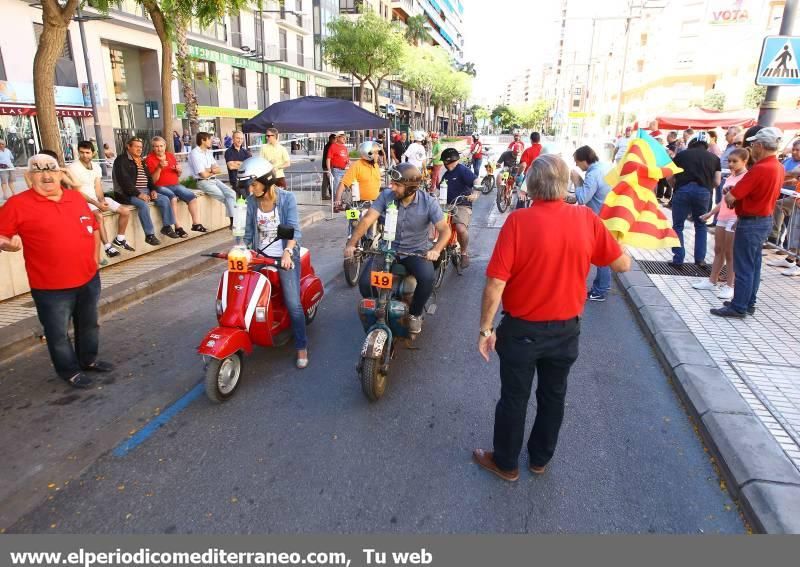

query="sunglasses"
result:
[388,168,403,181]
[29,162,60,172]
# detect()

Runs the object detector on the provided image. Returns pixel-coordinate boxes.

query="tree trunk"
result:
[33,0,80,164]
[174,16,199,135]
[144,0,173,140]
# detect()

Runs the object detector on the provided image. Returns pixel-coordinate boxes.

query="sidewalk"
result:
[0,205,326,363]
[618,208,800,533]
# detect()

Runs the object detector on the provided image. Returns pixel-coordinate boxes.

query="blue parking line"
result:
[112,383,204,458]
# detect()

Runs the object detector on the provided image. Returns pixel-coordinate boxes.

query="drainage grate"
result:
[638,260,713,278]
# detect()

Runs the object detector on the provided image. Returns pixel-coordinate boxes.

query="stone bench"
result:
[0,191,230,301]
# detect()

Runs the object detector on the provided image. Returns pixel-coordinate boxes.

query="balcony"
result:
[391,0,418,19]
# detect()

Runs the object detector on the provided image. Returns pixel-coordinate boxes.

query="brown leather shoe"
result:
[529,463,546,475]
[472,449,519,482]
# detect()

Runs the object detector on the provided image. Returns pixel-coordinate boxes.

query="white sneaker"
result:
[717,284,734,300]
[692,279,717,291]
[767,257,795,268]
[783,264,800,276]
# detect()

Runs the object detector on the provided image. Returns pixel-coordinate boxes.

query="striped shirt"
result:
[135,161,149,193]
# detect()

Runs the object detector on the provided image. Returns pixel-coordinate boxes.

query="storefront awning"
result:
[0,104,94,118]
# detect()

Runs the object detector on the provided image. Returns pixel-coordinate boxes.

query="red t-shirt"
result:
[508,141,524,154]
[144,152,180,187]
[0,188,98,290]
[328,143,350,169]
[729,155,784,217]
[470,141,483,159]
[520,144,542,167]
[486,201,622,321]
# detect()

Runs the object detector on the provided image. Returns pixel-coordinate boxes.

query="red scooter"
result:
[198,225,324,402]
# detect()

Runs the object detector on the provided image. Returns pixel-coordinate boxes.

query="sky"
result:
[461,0,628,106]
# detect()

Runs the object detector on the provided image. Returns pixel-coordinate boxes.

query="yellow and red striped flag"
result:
[599,129,681,249]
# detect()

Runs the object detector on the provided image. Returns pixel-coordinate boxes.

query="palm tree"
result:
[404,14,430,46]
[460,61,477,77]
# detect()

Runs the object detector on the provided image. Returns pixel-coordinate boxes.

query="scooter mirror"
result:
[276,224,295,241]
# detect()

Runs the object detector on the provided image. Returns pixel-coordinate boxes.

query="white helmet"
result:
[413,130,427,142]
[471,131,480,139]
[358,141,380,162]
[239,156,276,184]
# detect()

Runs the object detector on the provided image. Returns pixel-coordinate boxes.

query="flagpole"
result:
[759,0,799,126]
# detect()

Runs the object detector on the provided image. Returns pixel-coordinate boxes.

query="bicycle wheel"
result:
[496,183,510,213]
[343,254,362,287]
[481,174,494,194]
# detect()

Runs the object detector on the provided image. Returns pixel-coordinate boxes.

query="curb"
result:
[0,211,327,365]
[615,260,800,533]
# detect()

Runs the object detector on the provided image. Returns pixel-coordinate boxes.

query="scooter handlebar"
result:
[202,251,288,269]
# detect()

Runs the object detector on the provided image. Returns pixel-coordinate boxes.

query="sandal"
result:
[296,351,309,369]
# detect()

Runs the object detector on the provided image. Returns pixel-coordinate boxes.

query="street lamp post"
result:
[759,0,799,127]
[75,7,109,175]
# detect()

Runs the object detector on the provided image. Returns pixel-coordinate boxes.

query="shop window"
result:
[281,77,290,95]
[33,22,78,87]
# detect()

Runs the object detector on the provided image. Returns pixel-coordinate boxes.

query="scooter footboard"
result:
[198,327,254,358]
[361,327,392,360]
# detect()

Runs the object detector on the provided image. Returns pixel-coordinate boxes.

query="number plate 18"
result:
[370,271,393,289]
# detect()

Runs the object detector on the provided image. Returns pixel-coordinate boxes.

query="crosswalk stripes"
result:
[763,67,800,78]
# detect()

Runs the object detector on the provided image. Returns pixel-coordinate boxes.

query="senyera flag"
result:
[599,129,681,249]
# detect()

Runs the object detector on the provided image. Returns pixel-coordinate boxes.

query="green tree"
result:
[404,14,430,46]
[491,105,518,130]
[513,100,550,130]
[324,11,403,108]
[745,85,767,109]
[703,89,726,111]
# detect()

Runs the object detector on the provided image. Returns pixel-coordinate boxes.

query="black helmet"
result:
[441,148,460,164]
[388,163,422,189]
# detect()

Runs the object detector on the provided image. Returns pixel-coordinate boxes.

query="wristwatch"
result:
[479,327,494,338]
[283,247,294,256]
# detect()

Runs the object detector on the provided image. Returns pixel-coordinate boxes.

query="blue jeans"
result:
[265,249,307,350]
[671,182,711,264]
[590,265,611,296]
[331,167,346,192]
[197,178,236,217]
[30,272,101,379]
[130,193,174,235]
[156,184,197,203]
[731,216,772,313]
[472,158,483,177]
[359,254,434,316]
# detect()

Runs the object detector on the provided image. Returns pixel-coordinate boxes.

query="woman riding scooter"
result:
[239,157,309,369]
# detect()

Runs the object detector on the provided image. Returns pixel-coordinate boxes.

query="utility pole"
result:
[613,0,634,136]
[76,7,108,175]
[758,0,799,126]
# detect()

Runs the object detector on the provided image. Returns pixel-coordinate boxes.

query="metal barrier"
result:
[765,187,800,261]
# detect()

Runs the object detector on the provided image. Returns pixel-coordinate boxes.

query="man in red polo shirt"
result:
[326,131,350,195]
[473,154,630,481]
[0,154,113,388]
[712,127,785,318]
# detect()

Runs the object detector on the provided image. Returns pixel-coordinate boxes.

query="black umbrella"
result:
[243,96,390,134]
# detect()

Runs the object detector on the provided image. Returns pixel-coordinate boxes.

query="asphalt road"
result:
[7,193,745,534]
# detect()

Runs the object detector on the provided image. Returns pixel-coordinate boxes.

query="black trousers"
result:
[493,315,580,471]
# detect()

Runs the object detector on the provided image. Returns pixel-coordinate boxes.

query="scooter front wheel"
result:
[205,352,243,403]
[360,357,387,402]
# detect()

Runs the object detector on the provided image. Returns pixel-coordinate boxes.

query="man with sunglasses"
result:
[0,154,113,388]
[344,164,451,334]
[260,128,291,188]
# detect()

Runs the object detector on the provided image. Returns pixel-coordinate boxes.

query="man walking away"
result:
[112,137,179,246]
[712,127,785,318]
[474,154,630,481]
[189,132,237,228]
[321,133,336,200]
[669,131,721,267]
[224,131,252,199]
[571,145,614,301]
[0,154,114,388]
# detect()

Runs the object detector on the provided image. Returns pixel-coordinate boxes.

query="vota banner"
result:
[706,0,751,25]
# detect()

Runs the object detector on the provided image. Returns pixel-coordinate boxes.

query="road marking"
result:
[112,383,204,457]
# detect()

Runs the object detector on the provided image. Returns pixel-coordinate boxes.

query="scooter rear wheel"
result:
[360,357,387,402]
[205,352,243,403]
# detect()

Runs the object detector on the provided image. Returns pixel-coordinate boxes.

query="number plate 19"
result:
[370,271,393,289]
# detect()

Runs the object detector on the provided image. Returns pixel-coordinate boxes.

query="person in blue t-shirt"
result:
[438,148,480,267]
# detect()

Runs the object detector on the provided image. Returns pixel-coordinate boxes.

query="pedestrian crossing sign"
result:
[757,36,800,86]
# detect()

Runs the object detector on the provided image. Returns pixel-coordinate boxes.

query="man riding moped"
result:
[344,163,451,334]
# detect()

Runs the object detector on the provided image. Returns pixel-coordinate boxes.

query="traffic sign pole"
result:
[759,0,799,127]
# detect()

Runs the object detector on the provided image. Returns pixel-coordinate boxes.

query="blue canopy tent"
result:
[242,96,390,134]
